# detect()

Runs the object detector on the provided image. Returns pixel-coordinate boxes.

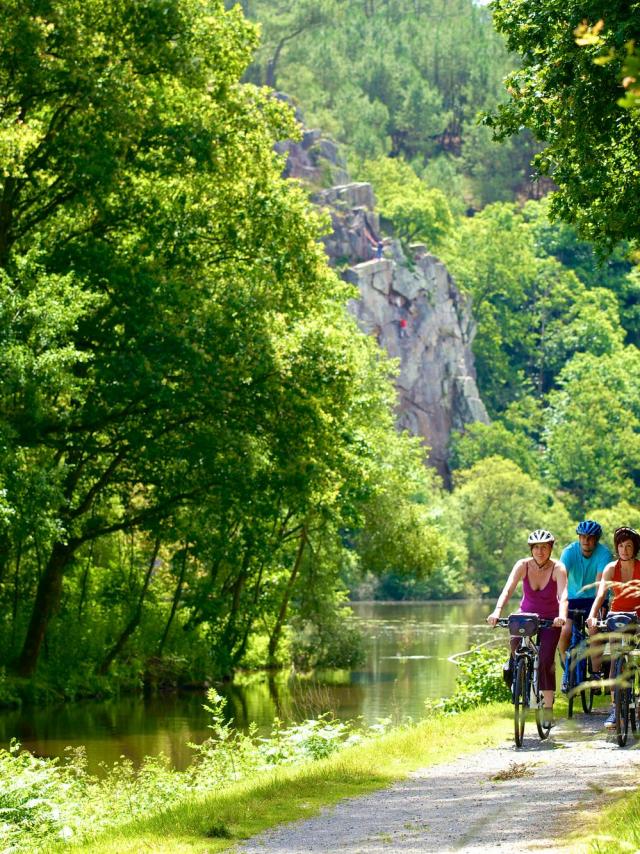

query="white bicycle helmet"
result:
[527,529,555,545]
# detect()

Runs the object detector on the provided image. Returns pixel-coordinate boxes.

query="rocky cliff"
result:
[278,129,488,482]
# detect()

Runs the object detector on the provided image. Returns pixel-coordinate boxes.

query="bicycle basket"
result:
[606,612,638,632]
[508,613,539,637]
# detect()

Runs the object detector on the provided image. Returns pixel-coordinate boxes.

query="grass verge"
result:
[53,703,512,854]
[568,775,640,853]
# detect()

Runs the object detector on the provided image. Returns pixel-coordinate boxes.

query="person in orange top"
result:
[587,526,640,728]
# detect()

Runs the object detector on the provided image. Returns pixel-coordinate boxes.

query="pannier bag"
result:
[508,612,539,638]
[606,611,638,632]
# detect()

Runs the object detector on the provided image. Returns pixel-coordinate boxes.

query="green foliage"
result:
[543,348,640,514]
[245,0,538,208]
[450,421,539,477]
[291,606,365,670]
[0,668,20,709]
[0,0,446,689]
[361,157,454,249]
[487,0,640,248]
[0,692,389,852]
[442,201,628,416]
[451,456,573,594]
[440,645,511,713]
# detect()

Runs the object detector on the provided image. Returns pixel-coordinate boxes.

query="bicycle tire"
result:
[514,657,527,747]
[614,657,630,747]
[534,655,551,740]
[631,663,640,734]
[565,649,575,719]
[578,654,594,714]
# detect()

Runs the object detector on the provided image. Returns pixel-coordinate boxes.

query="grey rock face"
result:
[347,245,489,482]
[279,124,488,481]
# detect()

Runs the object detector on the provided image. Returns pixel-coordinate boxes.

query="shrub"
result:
[440,645,511,713]
[0,690,390,852]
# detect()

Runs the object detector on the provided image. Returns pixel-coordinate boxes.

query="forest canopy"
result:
[1,0,640,697]
[0,0,450,693]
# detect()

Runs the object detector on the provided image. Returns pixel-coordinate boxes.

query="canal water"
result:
[0,600,498,772]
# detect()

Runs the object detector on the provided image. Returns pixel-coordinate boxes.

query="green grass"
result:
[567,769,640,853]
[53,704,512,853]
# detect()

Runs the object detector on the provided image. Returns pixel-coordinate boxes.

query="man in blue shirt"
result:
[559,519,612,678]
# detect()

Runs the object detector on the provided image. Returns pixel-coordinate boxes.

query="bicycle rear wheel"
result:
[631,663,640,734]
[514,657,527,747]
[535,685,551,740]
[614,657,630,747]
[579,654,594,714]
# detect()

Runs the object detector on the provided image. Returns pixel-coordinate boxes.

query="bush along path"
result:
[238,707,640,854]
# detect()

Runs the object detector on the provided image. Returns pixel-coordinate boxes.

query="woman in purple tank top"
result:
[487,529,568,725]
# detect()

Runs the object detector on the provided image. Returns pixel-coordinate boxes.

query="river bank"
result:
[1,600,496,772]
[38,700,640,854]
[45,704,514,853]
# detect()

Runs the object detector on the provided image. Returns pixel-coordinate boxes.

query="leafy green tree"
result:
[452,456,573,594]
[246,0,340,88]
[543,349,640,514]
[361,157,454,249]
[245,0,538,205]
[443,201,625,415]
[487,0,640,247]
[0,0,446,685]
[450,421,539,477]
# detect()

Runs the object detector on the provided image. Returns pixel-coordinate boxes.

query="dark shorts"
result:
[567,598,595,616]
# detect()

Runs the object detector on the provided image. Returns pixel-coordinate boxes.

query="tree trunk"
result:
[267,528,307,666]
[97,537,160,676]
[77,539,95,618]
[14,540,76,677]
[217,549,251,675]
[157,546,188,657]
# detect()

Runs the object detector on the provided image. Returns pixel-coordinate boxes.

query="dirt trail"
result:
[238,707,640,853]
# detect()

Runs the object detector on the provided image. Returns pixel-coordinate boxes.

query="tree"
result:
[244,0,538,205]
[452,456,573,594]
[442,201,625,415]
[361,157,454,249]
[0,0,447,682]
[543,349,640,514]
[486,0,640,247]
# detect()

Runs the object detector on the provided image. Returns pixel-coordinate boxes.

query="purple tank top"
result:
[520,559,560,619]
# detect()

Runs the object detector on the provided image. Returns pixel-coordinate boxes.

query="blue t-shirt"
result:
[560,540,612,599]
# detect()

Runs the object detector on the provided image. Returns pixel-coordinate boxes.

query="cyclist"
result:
[587,526,640,728]
[487,529,568,725]
[559,519,611,685]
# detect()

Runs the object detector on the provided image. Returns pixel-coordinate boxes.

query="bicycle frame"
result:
[496,613,554,747]
[564,608,596,717]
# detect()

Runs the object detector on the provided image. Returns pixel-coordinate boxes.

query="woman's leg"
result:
[539,626,561,708]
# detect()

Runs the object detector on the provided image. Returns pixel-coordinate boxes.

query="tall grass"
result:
[54,704,512,853]
[1,690,396,853]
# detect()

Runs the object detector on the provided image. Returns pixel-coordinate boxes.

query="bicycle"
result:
[563,608,598,718]
[595,611,640,747]
[496,612,555,747]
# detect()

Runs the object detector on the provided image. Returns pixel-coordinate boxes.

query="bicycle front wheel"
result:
[514,657,527,747]
[614,657,630,747]
[565,649,575,719]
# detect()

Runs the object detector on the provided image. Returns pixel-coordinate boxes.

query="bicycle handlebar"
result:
[494,616,555,629]
[594,611,639,632]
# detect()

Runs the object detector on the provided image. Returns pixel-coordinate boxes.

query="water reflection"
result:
[0,600,495,772]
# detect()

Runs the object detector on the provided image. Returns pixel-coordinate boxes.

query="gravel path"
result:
[238,706,640,854]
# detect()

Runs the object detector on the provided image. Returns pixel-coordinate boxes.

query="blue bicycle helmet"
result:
[576,519,602,540]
